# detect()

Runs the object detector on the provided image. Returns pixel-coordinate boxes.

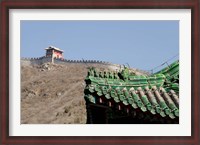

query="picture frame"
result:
[0,0,199,144]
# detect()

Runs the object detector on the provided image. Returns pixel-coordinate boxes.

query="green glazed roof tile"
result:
[150,108,156,114]
[164,108,171,115]
[105,93,111,99]
[131,103,138,109]
[160,111,166,117]
[169,113,176,119]
[174,110,179,117]
[84,60,179,120]
[122,100,129,105]
[114,97,120,103]
[102,88,108,95]
[111,91,117,98]
[155,106,161,113]
[127,97,133,103]
[119,95,126,101]
[136,101,143,108]
[140,106,147,112]
[86,95,96,104]
[146,104,152,111]
[97,90,103,96]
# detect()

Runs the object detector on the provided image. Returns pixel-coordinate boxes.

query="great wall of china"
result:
[21,46,150,74]
[21,56,122,70]
[21,56,149,75]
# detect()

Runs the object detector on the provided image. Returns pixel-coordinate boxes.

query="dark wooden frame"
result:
[0,0,199,144]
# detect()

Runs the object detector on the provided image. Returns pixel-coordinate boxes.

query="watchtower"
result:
[45,46,64,59]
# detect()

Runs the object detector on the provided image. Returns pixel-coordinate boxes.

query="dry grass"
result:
[21,62,116,124]
[21,63,88,124]
[21,62,146,124]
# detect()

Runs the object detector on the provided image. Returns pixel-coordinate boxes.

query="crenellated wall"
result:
[54,58,110,64]
[21,56,52,66]
[21,56,121,70]
[21,56,148,75]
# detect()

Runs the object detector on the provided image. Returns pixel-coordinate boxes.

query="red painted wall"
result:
[46,49,63,58]
[53,50,63,58]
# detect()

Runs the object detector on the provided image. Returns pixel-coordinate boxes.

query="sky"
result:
[21,20,179,72]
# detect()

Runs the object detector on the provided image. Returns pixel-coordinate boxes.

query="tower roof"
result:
[45,46,64,52]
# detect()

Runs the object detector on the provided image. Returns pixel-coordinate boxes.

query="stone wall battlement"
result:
[54,58,111,64]
[21,56,120,70]
[21,56,52,66]
[21,56,148,75]
[21,56,111,63]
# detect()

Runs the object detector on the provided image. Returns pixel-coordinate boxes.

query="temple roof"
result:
[84,60,179,119]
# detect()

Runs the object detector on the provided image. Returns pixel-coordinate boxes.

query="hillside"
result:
[21,62,147,124]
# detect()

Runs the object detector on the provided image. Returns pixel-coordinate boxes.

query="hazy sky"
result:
[21,20,179,72]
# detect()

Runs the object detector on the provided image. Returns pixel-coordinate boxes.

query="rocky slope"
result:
[21,62,147,124]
